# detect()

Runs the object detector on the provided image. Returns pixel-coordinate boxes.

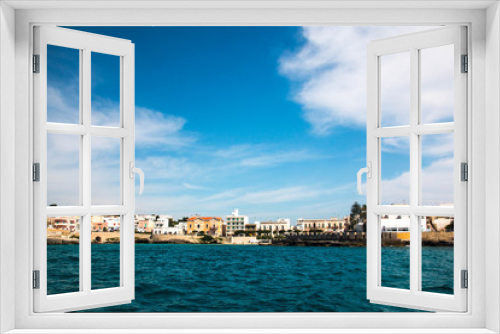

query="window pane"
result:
[91,136,121,205]
[47,133,80,206]
[421,45,454,124]
[381,137,410,205]
[92,215,121,290]
[381,215,410,290]
[91,52,121,127]
[380,52,410,127]
[421,133,454,206]
[47,45,80,124]
[47,216,80,295]
[421,215,454,295]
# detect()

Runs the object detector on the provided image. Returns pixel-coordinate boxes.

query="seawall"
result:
[272,231,454,247]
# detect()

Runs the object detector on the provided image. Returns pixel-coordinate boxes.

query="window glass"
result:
[380,52,410,127]
[421,133,454,206]
[381,137,410,205]
[421,45,454,124]
[421,215,454,295]
[381,215,410,290]
[47,45,80,124]
[47,133,80,206]
[91,52,121,127]
[91,215,121,290]
[91,136,121,205]
[47,216,80,295]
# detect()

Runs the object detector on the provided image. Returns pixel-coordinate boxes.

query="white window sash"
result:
[366,26,468,312]
[33,26,136,313]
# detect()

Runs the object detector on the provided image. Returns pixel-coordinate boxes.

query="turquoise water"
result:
[46,244,454,312]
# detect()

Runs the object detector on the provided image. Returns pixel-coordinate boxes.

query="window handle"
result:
[357,162,371,195]
[129,161,145,195]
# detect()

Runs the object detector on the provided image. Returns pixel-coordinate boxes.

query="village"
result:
[46,205,455,246]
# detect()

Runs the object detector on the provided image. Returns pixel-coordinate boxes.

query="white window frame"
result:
[33,26,136,313]
[1,1,499,333]
[366,26,468,312]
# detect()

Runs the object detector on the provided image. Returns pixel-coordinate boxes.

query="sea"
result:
[46,244,454,313]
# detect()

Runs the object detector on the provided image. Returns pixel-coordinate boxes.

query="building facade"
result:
[187,216,226,236]
[47,217,80,232]
[297,217,345,233]
[91,216,106,232]
[153,219,186,235]
[104,216,120,232]
[225,209,249,235]
[380,214,427,232]
[135,219,155,233]
[244,222,259,234]
[258,218,290,233]
[135,214,173,233]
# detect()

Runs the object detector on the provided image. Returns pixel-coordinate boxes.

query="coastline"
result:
[47,231,454,247]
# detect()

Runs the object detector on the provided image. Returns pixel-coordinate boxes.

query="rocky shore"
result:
[46,231,454,247]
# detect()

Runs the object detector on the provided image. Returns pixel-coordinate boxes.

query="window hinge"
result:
[33,163,40,182]
[461,162,468,182]
[33,54,40,73]
[461,54,468,73]
[33,270,40,289]
[461,270,468,289]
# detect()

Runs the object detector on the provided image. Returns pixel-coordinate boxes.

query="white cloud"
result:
[134,107,197,149]
[213,144,261,159]
[137,156,200,181]
[238,186,336,204]
[380,132,454,158]
[182,182,209,190]
[47,86,79,123]
[46,85,196,205]
[379,157,453,205]
[240,149,319,167]
[47,85,196,149]
[213,144,325,169]
[279,26,449,135]
[200,184,349,206]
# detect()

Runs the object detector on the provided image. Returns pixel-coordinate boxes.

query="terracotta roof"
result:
[188,217,222,221]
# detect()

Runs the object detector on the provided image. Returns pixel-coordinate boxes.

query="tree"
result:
[361,204,367,231]
[200,235,214,243]
[234,230,246,236]
[350,201,362,230]
[361,204,367,222]
[445,220,454,232]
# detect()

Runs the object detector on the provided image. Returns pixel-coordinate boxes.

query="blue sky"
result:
[47,26,455,223]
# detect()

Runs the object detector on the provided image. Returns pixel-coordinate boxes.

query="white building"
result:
[152,217,183,235]
[177,222,188,234]
[257,219,290,233]
[296,217,344,232]
[104,216,120,232]
[226,209,249,235]
[381,214,426,232]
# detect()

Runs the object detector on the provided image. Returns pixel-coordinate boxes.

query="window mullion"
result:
[82,48,92,294]
[409,47,421,294]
